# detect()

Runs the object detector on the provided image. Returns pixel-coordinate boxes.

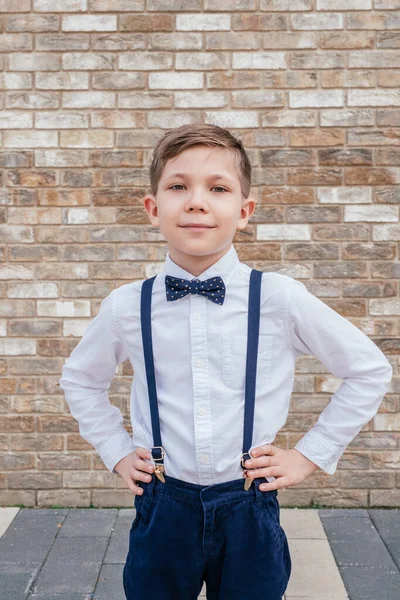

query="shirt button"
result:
[194,313,201,321]
[198,405,207,415]
[200,454,209,463]
[196,358,204,367]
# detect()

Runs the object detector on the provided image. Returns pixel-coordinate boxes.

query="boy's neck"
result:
[167,244,232,277]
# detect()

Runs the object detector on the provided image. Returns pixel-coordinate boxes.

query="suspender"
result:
[140,269,263,490]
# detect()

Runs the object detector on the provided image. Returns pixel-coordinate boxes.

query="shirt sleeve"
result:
[59,289,134,474]
[286,277,393,475]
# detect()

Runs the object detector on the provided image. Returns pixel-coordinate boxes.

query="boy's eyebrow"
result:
[164,172,236,184]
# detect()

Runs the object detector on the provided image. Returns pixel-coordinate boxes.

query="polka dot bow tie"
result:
[165,275,226,305]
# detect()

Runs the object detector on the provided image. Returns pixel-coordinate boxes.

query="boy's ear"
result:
[237,196,256,230]
[143,193,159,227]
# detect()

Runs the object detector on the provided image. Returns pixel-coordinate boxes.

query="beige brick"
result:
[91,0,144,9]
[4,131,58,149]
[290,129,345,147]
[8,283,58,299]
[60,130,113,149]
[292,13,343,30]
[62,91,115,108]
[378,70,400,87]
[0,0,31,10]
[347,12,400,30]
[9,53,60,71]
[317,0,371,7]
[257,224,311,241]
[261,0,311,8]
[0,73,32,89]
[120,14,174,32]
[290,90,344,108]
[235,92,284,111]
[205,111,259,128]
[375,0,400,7]
[0,34,32,52]
[62,52,116,70]
[149,72,203,90]
[320,32,374,50]
[150,32,202,50]
[0,112,32,129]
[6,92,59,109]
[62,15,117,32]
[349,51,399,68]
[263,32,316,49]
[348,128,400,146]
[348,90,400,106]
[119,52,172,70]
[290,52,344,69]
[174,91,228,108]
[233,52,285,70]
[118,91,171,109]
[176,52,229,71]
[36,72,89,90]
[232,13,287,31]
[34,0,87,10]
[36,112,88,129]
[36,34,89,51]
[318,187,372,204]
[207,32,260,50]
[90,111,144,128]
[321,109,374,127]
[177,14,231,31]
[6,15,59,32]
[147,111,201,128]
[148,0,199,8]
[345,205,398,222]
[92,72,145,90]
[35,150,89,168]
[261,110,315,128]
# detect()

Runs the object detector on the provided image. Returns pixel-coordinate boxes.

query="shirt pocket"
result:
[222,334,274,391]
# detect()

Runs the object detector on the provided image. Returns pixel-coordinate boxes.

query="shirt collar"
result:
[162,244,240,287]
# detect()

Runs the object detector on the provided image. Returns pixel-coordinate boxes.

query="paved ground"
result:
[0,505,399,600]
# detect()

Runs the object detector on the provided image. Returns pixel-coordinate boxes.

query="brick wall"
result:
[1,0,399,508]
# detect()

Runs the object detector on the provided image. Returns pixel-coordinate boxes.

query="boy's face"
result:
[143,144,255,270]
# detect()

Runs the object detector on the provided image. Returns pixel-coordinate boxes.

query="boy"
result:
[59,123,393,600]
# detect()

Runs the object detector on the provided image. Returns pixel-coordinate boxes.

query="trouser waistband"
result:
[138,473,277,507]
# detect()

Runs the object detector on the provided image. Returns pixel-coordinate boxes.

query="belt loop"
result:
[254,477,263,507]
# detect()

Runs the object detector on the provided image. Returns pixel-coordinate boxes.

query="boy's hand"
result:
[114,447,154,496]
[244,444,319,492]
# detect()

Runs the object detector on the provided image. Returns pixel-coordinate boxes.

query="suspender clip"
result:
[151,446,166,483]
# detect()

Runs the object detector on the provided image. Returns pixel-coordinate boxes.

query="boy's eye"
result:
[169,184,227,192]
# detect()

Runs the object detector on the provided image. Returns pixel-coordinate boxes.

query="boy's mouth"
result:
[180,224,216,228]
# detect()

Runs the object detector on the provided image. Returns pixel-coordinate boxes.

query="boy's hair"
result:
[149,123,252,199]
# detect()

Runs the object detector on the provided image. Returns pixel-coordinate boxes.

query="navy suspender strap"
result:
[140,269,263,489]
[140,276,165,478]
[241,268,263,489]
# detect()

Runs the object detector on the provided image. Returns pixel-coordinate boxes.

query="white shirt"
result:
[59,244,392,485]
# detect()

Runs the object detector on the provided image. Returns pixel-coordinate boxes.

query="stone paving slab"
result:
[0,505,398,599]
[319,509,400,600]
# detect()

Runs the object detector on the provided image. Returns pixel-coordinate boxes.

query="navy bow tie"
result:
[165,275,226,305]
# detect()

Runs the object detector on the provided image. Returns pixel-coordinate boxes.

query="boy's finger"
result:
[134,457,154,473]
[136,446,151,459]
[251,444,275,457]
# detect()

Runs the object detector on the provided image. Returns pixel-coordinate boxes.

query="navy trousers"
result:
[123,473,291,599]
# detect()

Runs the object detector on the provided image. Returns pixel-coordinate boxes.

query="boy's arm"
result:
[59,289,134,474]
[285,278,393,475]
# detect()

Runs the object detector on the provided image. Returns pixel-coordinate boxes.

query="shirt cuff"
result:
[294,428,345,475]
[96,430,135,474]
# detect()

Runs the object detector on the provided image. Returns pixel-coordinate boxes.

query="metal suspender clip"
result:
[151,446,166,483]
[241,451,253,491]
